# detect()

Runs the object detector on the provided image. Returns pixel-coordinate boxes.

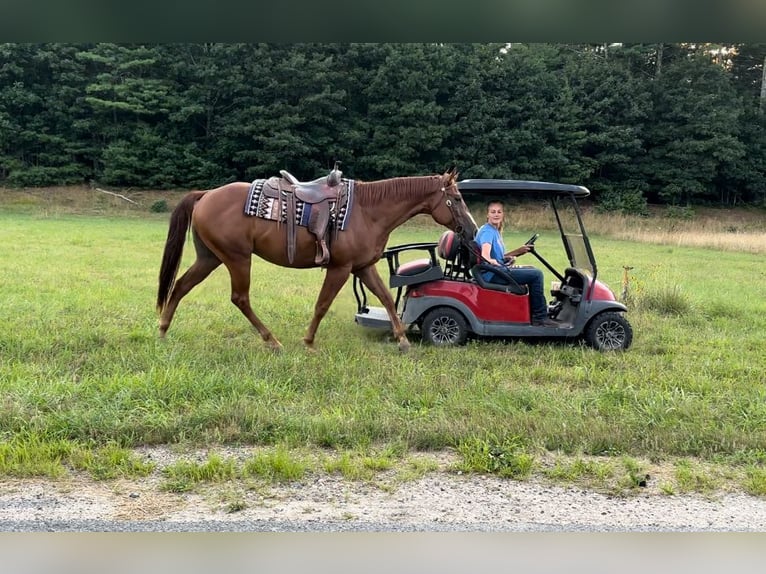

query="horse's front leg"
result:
[354,265,410,353]
[303,264,353,351]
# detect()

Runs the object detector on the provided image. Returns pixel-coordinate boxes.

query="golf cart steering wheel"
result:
[525,233,540,246]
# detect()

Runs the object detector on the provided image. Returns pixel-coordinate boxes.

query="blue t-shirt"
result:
[475,223,505,281]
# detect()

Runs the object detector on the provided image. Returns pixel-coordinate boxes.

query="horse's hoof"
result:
[264,337,283,352]
[398,340,411,353]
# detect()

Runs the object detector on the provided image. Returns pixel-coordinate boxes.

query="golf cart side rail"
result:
[353,242,443,315]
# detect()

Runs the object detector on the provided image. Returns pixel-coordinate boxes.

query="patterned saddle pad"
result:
[243,177,354,232]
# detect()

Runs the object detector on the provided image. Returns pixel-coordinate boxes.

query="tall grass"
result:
[2,188,766,493]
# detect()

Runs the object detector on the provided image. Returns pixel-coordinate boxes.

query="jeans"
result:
[486,266,548,322]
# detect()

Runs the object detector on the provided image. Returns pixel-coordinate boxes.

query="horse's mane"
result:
[354,175,441,207]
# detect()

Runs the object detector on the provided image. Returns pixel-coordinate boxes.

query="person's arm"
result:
[505,244,533,259]
[481,242,503,266]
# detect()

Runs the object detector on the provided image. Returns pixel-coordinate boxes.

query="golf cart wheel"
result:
[584,312,633,351]
[421,307,469,346]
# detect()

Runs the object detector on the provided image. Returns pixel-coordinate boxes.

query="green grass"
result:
[320,446,405,481]
[242,445,309,482]
[161,453,238,492]
[671,459,724,494]
[542,456,615,487]
[2,203,766,495]
[455,434,534,479]
[0,432,154,479]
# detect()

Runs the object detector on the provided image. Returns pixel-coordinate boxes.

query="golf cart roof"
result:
[458,179,590,198]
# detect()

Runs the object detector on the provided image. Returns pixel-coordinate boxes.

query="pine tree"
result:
[642,52,745,205]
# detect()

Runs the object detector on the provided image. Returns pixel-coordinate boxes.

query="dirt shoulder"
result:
[2,448,766,531]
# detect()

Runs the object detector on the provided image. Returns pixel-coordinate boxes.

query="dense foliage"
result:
[1,43,764,209]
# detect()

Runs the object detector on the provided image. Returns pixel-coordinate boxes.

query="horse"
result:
[156,167,477,352]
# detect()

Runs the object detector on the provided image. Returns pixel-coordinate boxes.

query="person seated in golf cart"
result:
[475,200,557,327]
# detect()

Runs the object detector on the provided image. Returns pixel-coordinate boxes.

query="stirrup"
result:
[315,241,330,265]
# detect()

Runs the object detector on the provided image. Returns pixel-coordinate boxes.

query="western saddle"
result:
[265,162,345,266]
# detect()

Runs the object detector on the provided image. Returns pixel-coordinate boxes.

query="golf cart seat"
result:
[466,240,528,295]
[384,230,465,289]
[437,230,469,278]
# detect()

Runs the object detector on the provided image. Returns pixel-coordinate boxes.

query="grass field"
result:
[2,186,766,496]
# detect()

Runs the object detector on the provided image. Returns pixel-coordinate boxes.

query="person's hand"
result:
[506,245,532,259]
[516,244,532,255]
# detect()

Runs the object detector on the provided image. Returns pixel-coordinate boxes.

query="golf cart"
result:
[353,179,633,351]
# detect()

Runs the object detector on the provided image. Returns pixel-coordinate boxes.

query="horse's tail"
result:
[156,191,206,313]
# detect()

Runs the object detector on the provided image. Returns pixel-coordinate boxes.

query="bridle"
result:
[440,180,475,239]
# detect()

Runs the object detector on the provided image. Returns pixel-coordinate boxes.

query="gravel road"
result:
[2,447,766,532]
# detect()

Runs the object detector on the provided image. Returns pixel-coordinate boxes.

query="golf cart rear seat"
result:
[384,230,463,289]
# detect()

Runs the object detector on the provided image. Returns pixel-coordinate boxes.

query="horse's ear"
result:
[445,165,459,184]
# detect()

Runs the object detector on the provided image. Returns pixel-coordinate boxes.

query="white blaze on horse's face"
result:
[463,201,478,235]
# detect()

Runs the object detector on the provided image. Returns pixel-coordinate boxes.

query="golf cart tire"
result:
[421,307,469,346]
[584,312,633,351]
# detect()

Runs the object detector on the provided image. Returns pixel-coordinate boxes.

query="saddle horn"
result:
[327,161,343,187]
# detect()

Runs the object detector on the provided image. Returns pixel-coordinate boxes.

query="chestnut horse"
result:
[156,168,477,352]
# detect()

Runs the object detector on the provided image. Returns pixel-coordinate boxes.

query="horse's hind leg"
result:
[226,258,283,352]
[159,254,221,337]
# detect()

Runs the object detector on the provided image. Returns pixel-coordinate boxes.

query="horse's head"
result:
[429,167,478,242]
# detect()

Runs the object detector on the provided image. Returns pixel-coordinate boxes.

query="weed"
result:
[618,457,649,491]
[660,482,676,495]
[674,459,721,494]
[543,457,614,488]
[161,454,237,492]
[743,467,766,496]
[149,199,169,213]
[323,451,387,481]
[226,500,248,513]
[636,284,692,316]
[456,435,535,479]
[0,435,71,478]
[242,446,309,482]
[69,443,155,480]
[396,457,439,482]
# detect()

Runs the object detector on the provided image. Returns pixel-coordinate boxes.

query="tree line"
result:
[1,43,764,211]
